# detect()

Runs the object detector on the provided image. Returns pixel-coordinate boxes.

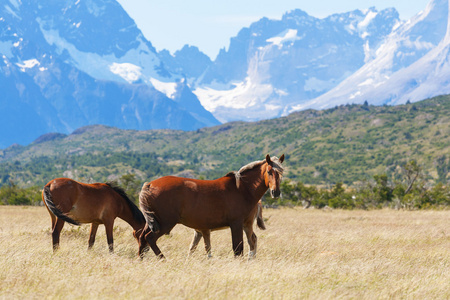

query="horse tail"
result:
[143,211,160,234]
[105,182,146,226]
[138,183,161,233]
[42,186,80,225]
[256,201,266,230]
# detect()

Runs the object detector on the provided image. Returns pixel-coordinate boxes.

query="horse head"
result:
[264,154,285,198]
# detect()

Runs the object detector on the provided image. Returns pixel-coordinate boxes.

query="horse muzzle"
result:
[270,189,281,198]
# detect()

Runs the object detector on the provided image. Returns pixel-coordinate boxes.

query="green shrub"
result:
[0,182,41,205]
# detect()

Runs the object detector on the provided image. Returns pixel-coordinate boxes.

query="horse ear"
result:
[266,154,271,164]
[279,154,285,163]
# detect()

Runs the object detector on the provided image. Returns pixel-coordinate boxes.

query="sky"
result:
[117,0,431,59]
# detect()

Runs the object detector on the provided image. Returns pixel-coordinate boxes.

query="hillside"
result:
[0,96,449,188]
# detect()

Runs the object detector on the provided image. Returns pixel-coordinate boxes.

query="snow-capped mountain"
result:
[2,0,448,149]
[296,0,450,110]
[190,7,401,122]
[0,0,219,148]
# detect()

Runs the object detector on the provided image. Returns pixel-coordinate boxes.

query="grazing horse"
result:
[188,200,266,258]
[139,154,284,259]
[42,178,146,252]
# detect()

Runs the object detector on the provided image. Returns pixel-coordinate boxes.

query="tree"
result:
[117,173,143,203]
[401,160,422,195]
[373,174,393,204]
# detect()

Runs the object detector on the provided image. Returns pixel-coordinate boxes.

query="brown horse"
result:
[138,154,284,258]
[42,178,146,252]
[188,200,266,258]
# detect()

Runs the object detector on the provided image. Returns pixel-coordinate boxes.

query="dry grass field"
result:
[0,206,449,299]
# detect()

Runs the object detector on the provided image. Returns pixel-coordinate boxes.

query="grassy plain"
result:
[0,206,449,299]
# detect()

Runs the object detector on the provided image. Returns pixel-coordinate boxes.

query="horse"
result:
[138,154,284,259]
[42,178,146,252]
[188,200,266,258]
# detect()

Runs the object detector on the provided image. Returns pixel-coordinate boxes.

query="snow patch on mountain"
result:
[358,10,377,29]
[194,77,276,122]
[36,17,172,85]
[149,78,177,99]
[266,29,301,48]
[109,62,142,83]
[16,59,40,71]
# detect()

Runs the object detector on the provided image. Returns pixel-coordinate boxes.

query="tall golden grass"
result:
[0,206,449,299]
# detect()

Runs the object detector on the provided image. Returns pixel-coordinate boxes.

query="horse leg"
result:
[47,207,57,231]
[88,223,99,250]
[202,230,212,258]
[243,223,257,260]
[52,218,65,252]
[45,205,57,248]
[138,224,150,258]
[104,220,114,253]
[230,223,244,257]
[139,223,166,259]
[144,223,175,259]
[188,230,203,255]
[145,229,166,259]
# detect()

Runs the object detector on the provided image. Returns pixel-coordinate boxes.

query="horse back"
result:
[140,176,238,205]
[139,175,250,230]
[45,178,122,224]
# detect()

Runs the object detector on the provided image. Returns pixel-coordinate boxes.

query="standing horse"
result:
[139,154,284,259]
[42,178,146,252]
[188,200,266,258]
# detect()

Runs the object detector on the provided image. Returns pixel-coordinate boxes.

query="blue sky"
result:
[117,0,431,59]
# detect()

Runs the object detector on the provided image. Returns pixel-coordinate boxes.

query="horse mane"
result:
[268,156,285,175]
[225,171,236,177]
[105,182,145,224]
[230,156,284,188]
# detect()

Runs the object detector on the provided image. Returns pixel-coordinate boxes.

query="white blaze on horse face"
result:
[266,165,282,198]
